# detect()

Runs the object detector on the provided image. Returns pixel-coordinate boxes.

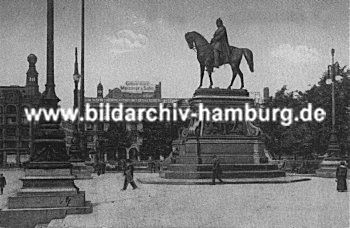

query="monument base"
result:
[163,88,285,179]
[0,162,92,228]
[71,161,93,179]
[315,157,347,178]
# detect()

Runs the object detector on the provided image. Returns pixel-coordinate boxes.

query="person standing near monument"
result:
[336,161,347,192]
[0,174,6,195]
[121,159,138,190]
[210,18,230,68]
[212,155,224,185]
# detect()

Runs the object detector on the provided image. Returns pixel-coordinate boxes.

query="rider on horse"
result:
[210,18,230,68]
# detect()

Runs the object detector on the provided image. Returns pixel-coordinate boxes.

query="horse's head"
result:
[185,32,195,50]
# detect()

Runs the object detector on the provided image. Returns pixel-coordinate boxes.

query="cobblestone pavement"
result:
[60,173,349,228]
[0,170,349,228]
[0,169,24,209]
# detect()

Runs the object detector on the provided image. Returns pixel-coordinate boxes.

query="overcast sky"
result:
[1,0,349,108]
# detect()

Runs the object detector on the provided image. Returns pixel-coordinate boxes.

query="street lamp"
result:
[316,50,349,176]
[70,47,82,161]
[324,49,342,158]
[73,47,81,110]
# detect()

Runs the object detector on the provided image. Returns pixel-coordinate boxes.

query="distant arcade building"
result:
[84,81,178,161]
[0,54,41,166]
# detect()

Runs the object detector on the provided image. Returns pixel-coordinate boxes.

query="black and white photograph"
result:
[0,0,349,227]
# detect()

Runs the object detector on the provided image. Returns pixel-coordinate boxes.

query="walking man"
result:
[336,161,347,192]
[212,155,224,185]
[121,159,138,190]
[0,174,6,195]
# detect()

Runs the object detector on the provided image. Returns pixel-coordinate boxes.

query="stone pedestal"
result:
[0,162,92,228]
[316,130,348,178]
[163,88,285,179]
[69,141,93,180]
[71,161,93,179]
[315,157,347,178]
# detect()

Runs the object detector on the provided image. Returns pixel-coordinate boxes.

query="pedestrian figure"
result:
[121,159,138,190]
[336,161,347,192]
[148,157,156,173]
[101,161,106,174]
[0,174,6,195]
[96,161,102,176]
[150,161,156,173]
[212,155,224,185]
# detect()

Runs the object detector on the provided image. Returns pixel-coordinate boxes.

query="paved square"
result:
[1,171,349,228]
[63,173,349,228]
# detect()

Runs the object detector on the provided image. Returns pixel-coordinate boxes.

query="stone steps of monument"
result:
[167,164,279,172]
[163,170,285,179]
[21,176,75,180]
[0,201,93,228]
[315,168,338,178]
[183,150,255,155]
[17,187,79,196]
[175,155,254,164]
[134,166,150,171]
[8,192,87,209]
[21,179,77,189]
[25,169,72,177]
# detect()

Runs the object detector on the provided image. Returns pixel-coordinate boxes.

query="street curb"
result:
[136,177,311,185]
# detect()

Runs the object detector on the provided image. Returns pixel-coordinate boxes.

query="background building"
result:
[0,54,41,166]
[83,81,177,162]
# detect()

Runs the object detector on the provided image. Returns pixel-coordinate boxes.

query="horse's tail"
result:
[242,48,254,72]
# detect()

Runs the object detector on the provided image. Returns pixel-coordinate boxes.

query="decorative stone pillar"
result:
[0,1,92,227]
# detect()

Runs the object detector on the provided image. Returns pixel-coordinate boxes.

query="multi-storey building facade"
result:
[0,54,41,166]
[84,81,178,161]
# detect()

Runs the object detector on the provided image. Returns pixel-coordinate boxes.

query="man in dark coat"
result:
[211,18,230,68]
[212,155,224,185]
[0,174,6,195]
[336,161,347,192]
[121,159,138,190]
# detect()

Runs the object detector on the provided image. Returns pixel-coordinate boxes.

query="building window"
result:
[0,106,3,114]
[7,117,17,124]
[104,123,109,131]
[86,123,94,131]
[22,141,29,148]
[6,105,17,114]
[87,135,93,142]
[5,128,16,137]
[5,141,17,148]
[97,123,103,131]
[21,116,29,124]
[20,128,30,137]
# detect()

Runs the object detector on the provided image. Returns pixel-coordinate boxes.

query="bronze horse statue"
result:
[185,31,254,89]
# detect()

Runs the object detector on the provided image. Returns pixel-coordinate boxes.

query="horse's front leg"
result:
[197,64,205,89]
[208,70,213,89]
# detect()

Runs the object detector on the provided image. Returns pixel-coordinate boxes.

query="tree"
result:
[103,122,132,160]
[260,64,349,159]
[140,120,174,160]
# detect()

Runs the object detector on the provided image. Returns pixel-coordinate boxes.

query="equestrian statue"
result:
[185,18,254,89]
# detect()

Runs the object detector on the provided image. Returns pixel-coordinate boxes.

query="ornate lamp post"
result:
[70,47,82,161]
[316,49,347,177]
[73,47,80,110]
[325,49,342,158]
